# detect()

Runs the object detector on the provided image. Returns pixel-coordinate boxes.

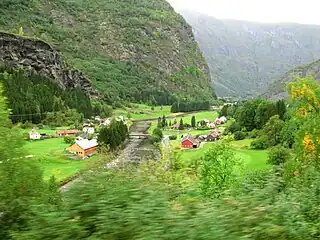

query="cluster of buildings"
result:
[181,130,221,149]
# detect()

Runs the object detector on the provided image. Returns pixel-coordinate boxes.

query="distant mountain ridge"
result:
[169,7,320,97]
[262,59,320,99]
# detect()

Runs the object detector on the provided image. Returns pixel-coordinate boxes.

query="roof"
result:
[57,130,79,134]
[29,129,40,135]
[182,134,199,144]
[75,139,98,150]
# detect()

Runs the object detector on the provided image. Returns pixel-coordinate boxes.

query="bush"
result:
[64,135,75,144]
[251,136,268,149]
[268,145,290,165]
[249,129,260,138]
[169,135,177,140]
[152,128,163,139]
[233,131,245,140]
[227,121,241,134]
[151,135,161,144]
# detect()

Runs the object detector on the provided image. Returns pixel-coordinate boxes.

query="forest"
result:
[1,76,319,239]
[0,67,113,124]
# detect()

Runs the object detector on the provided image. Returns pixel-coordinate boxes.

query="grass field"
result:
[114,104,179,120]
[23,138,86,181]
[173,139,270,171]
[148,111,219,134]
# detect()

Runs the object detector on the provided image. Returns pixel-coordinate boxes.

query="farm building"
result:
[29,129,41,140]
[181,134,199,149]
[56,130,79,137]
[83,126,95,134]
[68,139,98,159]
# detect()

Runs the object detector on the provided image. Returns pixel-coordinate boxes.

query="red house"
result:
[181,134,199,149]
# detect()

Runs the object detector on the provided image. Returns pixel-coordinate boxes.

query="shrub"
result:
[64,135,75,144]
[151,135,161,144]
[227,121,241,133]
[234,131,245,140]
[169,135,177,140]
[152,128,163,139]
[249,129,260,138]
[268,145,290,165]
[251,136,268,149]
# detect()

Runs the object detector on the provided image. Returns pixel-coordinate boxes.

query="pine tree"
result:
[191,116,196,128]
[162,115,166,128]
[179,118,184,130]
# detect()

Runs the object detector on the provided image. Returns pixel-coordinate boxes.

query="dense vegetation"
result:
[1,76,320,239]
[173,8,320,97]
[98,120,128,151]
[171,100,210,113]
[1,77,320,239]
[0,67,113,124]
[223,99,289,149]
[0,0,215,105]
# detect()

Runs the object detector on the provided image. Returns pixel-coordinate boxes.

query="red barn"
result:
[181,134,199,149]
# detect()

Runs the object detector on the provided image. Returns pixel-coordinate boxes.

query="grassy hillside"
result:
[263,59,320,99]
[169,8,320,98]
[0,0,215,105]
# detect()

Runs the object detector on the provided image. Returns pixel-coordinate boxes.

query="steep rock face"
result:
[262,59,320,100]
[0,0,215,104]
[169,8,320,97]
[0,32,97,97]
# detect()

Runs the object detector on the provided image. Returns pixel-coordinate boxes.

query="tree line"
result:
[171,100,210,113]
[0,67,112,124]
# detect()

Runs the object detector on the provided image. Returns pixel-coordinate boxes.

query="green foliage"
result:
[233,131,245,140]
[254,100,277,129]
[0,68,93,123]
[169,135,177,140]
[268,145,290,165]
[191,115,196,127]
[0,0,215,104]
[64,135,74,144]
[178,118,184,130]
[226,121,241,134]
[200,143,239,198]
[235,99,262,131]
[219,104,229,117]
[251,136,269,149]
[42,109,84,127]
[262,115,284,147]
[152,127,163,143]
[98,120,128,150]
[171,100,211,113]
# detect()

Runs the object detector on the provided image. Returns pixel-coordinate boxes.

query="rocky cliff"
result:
[0,32,97,97]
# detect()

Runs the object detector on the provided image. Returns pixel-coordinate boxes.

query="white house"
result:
[29,129,41,140]
[219,116,227,123]
[207,122,216,129]
[83,126,95,134]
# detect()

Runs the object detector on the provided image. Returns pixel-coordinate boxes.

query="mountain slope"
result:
[168,8,320,97]
[262,59,320,99]
[0,0,215,105]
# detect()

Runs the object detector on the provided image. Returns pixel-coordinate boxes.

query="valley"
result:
[1,0,320,239]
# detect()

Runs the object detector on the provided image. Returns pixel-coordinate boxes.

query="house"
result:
[68,139,98,159]
[219,116,227,123]
[83,126,95,134]
[29,129,41,140]
[206,130,220,142]
[181,134,199,149]
[94,116,101,121]
[56,130,79,137]
[214,118,222,125]
[207,122,216,129]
